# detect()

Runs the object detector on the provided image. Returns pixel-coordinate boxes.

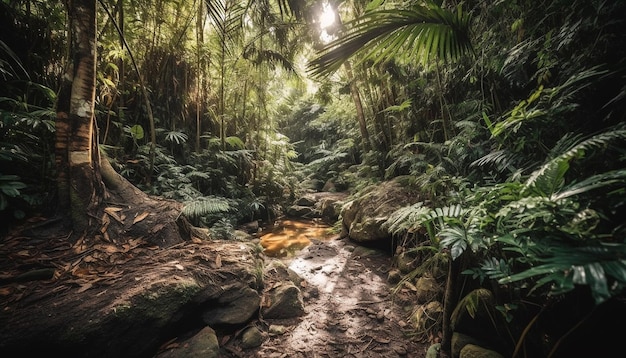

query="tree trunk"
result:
[56,0,105,233]
[343,60,371,152]
[54,0,202,246]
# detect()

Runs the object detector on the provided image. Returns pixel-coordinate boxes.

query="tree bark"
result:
[55,0,105,233]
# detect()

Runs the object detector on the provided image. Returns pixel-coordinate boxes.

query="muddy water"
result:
[258,219,337,257]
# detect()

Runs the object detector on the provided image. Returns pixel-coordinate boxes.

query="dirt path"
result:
[248,236,429,358]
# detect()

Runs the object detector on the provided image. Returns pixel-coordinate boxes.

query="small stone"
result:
[268,324,287,336]
[240,326,266,349]
[393,344,408,355]
[376,310,385,322]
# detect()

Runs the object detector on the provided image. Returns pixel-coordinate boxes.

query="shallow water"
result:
[258,219,335,257]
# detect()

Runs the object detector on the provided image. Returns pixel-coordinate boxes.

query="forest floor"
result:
[239,233,432,358]
[1,216,433,358]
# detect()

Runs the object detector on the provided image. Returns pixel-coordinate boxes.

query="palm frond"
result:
[551,169,626,201]
[308,3,473,77]
[524,129,626,196]
[499,241,626,305]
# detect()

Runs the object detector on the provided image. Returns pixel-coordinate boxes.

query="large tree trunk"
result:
[56,0,105,233]
[54,0,204,246]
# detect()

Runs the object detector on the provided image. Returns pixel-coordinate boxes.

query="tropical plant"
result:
[307,0,473,77]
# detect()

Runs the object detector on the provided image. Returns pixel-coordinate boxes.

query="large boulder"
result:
[341,176,421,243]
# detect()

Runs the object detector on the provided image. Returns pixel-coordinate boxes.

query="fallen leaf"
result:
[175,264,184,270]
[133,212,149,224]
[77,283,93,293]
[95,244,120,253]
[0,287,13,296]
[215,254,222,268]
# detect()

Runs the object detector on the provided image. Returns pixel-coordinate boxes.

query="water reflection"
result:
[259,219,333,257]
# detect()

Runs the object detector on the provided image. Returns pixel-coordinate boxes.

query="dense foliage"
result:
[1,0,624,355]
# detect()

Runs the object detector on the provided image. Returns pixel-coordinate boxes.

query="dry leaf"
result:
[104,207,124,223]
[175,264,184,270]
[95,244,120,253]
[215,254,222,268]
[133,212,149,224]
[77,283,93,293]
[0,287,13,296]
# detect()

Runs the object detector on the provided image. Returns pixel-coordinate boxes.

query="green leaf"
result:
[130,125,144,140]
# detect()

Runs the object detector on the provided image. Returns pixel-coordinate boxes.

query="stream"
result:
[258,218,337,258]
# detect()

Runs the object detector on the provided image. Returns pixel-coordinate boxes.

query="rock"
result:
[156,326,220,358]
[395,251,417,273]
[415,275,442,303]
[450,289,509,354]
[268,324,288,335]
[459,344,504,358]
[240,326,266,349]
[286,205,316,218]
[410,301,443,331]
[0,240,262,358]
[261,282,305,319]
[295,195,317,206]
[201,285,261,325]
[425,343,441,358]
[340,176,422,244]
[238,221,260,234]
[387,268,402,284]
[451,332,483,358]
[287,192,349,223]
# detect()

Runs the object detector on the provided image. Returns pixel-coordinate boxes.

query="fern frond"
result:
[471,149,520,172]
[183,196,231,219]
[383,202,429,235]
[224,136,245,150]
